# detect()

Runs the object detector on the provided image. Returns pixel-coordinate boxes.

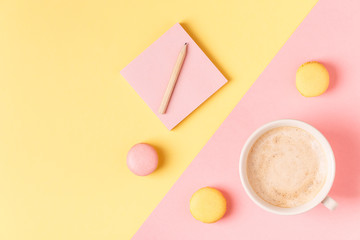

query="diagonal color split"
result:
[133,0,360,239]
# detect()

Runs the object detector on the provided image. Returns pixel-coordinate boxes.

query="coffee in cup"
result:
[246,126,327,208]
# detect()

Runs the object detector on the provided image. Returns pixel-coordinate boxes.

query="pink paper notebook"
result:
[133,0,360,239]
[121,23,227,130]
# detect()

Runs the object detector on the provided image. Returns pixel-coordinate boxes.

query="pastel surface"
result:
[133,0,360,239]
[0,0,318,239]
[190,187,227,223]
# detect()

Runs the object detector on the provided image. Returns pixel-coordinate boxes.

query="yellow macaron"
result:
[190,187,227,223]
[296,61,329,97]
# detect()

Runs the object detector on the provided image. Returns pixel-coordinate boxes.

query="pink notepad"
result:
[120,23,227,130]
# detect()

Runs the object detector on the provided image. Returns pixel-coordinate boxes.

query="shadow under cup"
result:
[239,119,336,215]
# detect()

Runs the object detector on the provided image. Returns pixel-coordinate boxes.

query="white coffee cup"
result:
[239,119,337,215]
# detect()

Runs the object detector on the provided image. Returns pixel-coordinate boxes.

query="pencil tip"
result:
[184,42,188,45]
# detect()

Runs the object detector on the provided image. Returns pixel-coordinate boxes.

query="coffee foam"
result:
[247,126,327,208]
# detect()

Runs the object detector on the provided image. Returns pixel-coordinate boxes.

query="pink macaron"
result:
[127,143,158,176]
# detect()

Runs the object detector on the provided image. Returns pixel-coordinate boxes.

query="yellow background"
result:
[0,0,316,239]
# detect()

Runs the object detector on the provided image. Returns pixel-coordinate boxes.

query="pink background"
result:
[133,0,360,239]
[120,23,227,130]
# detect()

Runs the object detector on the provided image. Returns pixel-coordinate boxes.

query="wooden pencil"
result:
[158,42,188,114]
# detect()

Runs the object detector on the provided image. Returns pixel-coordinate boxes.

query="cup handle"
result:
[321,196,338,211]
